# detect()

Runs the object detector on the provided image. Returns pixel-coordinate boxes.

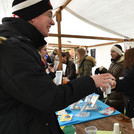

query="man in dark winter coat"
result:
[95,45,125,113]
[0,0,115,134]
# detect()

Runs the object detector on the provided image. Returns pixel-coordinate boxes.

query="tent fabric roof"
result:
[51,0,134,39]
[65,0,134,38]
[1,0,134,39]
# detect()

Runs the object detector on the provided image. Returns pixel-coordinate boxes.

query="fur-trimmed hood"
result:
[85,55,96,66]
[79,55,96,68]
[116,55,124,63]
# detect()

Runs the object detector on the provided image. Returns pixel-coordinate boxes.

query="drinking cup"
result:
[85,126,97,134]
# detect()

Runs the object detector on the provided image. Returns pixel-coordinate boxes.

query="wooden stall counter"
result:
[74,114,134,134]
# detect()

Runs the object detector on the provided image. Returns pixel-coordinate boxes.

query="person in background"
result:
[113,48,134,118]
[76,48,96,78]
[62,52,77,81]
[0,0,115,133]
[95,44,126,113]
[52,48,59,71]
[46,52,53,64]
[38,44,55,79]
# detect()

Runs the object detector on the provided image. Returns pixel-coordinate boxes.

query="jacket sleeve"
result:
[1,46,97,114]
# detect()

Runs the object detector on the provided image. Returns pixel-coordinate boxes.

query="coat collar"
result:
[1,17,46,49]
[116,55,124,63]
[79,55,96,67]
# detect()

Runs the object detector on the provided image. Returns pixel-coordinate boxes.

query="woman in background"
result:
[76,48,96,78]
[76,48,100,100]
[38,45,55,79]
[53,49,59,71]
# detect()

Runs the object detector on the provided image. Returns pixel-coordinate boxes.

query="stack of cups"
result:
[113,123,120,134]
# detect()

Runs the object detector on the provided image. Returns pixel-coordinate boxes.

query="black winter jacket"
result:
[0,17,96,134]
[115,65,134,97]
[114,65,134,117]
[65,59,76,80]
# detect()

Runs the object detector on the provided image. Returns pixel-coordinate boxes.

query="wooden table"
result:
[74,114,134,134]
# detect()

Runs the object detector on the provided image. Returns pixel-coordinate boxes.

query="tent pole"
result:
[53,0,72,18]
[56,9,62,70]
[49,33,124,41]
[48,41,125,48]
[87,41,124,48]
[48,43,81,48]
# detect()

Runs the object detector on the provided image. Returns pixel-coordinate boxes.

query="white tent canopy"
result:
[50,0,134,39]
[49,0,134,48]
[65,0,134,38]
[1,0,134,39]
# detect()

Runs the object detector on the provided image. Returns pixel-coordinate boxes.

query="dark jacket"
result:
[65,59,76,80]
[114,65,134,117]
[108,55,124,79]
[115,65,134,96]
[0,17,97,134]
[98,55,124,79]
[99,56,125,113]
[77,55,96,78]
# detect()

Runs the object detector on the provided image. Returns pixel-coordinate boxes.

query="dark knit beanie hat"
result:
[12,0,53,21]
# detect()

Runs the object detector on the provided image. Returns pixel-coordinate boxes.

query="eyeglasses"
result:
[43,12,53,20]
[44,48,47,51]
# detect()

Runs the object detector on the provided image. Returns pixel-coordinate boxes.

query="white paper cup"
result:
[113,123,120,134]
[131,118,134,129]
[85,126,97,134]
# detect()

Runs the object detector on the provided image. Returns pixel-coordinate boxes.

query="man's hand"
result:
[91,73,115,90]
[76,70,79,74]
